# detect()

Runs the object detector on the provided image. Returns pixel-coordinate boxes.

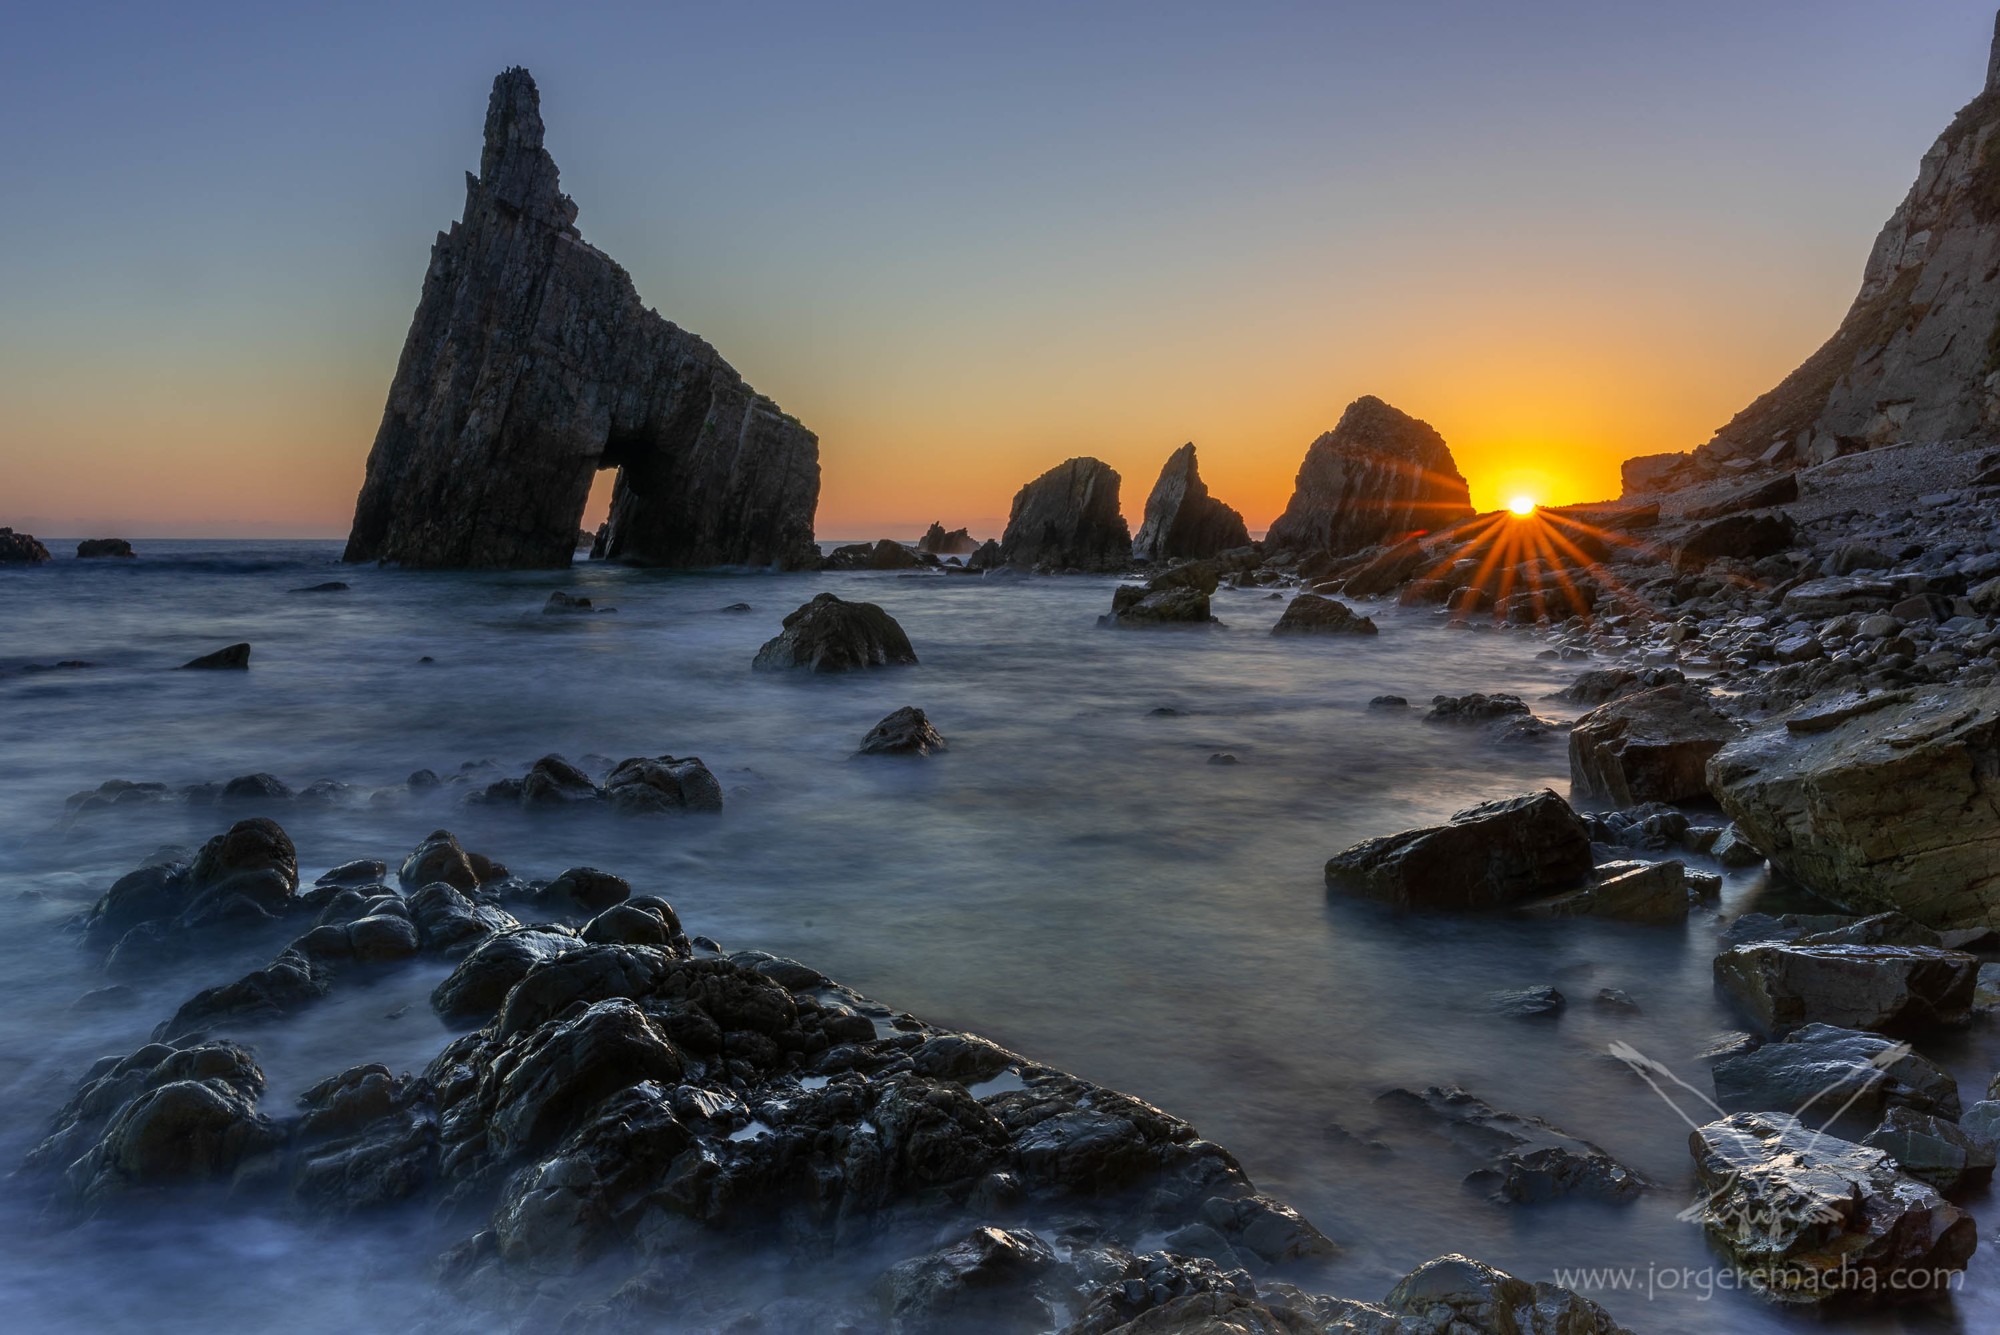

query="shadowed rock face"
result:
[1702,15,2000,467]
[1264,397,1472,557]
[1131,443,1249,562]
[998,458,1129,570]
[342,68,819,571]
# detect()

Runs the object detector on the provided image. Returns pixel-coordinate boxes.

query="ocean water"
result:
[0,540,1992,1333]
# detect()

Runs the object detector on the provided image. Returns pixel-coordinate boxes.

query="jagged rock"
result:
[1672,511,1796,571]
[881,1226,1057,1334]
[1713,941,1978,1035]
[1552,665,1685,705]
[1688,1111,1974,1305]
[602,755,723,812]
[1706,686,2000,927]
[1131,444,1249,563]
[180,643,250,670]
[1863,1106,1995,1193]
[967,539,1004,570]
[1568,683,1738,806]
[341,68,818,570]
[859,706,948,756]
[1375,1254,1632,1334]
[1264,397,1472,556]
[998,458,1130,571]
[1376,1085,1646,1203]
[752,592,918,671]
[431,927,584,1024]
[0,528,53,563]
[1270,594,1376,635]
[1705,15,2000,462]
[1324,790,1594,909]
[1102,564,1220,627]
[85,818,300,955]
[76,538,135,558]
[822,538,923,570]
[1711,1023,1961,1124]
[918,523,978,555]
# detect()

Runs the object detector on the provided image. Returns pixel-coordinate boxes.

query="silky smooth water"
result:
[1,542,1992,1334]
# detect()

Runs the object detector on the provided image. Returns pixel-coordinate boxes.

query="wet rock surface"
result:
[1269,594,1376,636]
[1568,682,1737,806]
[752,592,919,671]
[859,706,948,756]
[1325,790,1593,910]
[1713,941,1979,1036]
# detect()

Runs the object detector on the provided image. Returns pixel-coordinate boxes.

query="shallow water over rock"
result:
[3,540,1996,1332]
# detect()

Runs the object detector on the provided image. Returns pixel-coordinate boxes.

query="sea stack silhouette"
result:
[343,68,820,570]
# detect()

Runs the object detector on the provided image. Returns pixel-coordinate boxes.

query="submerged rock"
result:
[85,818,300,956]
[1264,396,1473,557]
[858,706,948,757]
[1688,1111,1974,1305]
[998,458,1130,571]
[341,68,819,571]
[1707,686,2000,929]
[822,538,923,571]
[179,643,251,670]
[1325,790,1593,910]
[1131,443,1249,563]
[1862,1106,1995,1194]
[1270,593,1376,636]
[1378,1085,1644,1203]
[752,592,918,671]
[1102,563,1220,627]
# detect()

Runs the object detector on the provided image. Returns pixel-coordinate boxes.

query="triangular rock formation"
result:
[343,69,819,570]
[1696,12,2000,473]
[1264,397,1472,556]
[998,458,1130,570]
[1131,443,1249,562]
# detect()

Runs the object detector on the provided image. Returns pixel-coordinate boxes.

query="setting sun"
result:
[1508,495,1537,516]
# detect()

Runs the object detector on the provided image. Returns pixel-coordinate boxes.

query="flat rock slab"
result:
[1713,942,1977,1036]
[1707,685,2000,928]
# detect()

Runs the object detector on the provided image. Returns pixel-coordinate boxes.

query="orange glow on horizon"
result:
[1508,495,1537,516]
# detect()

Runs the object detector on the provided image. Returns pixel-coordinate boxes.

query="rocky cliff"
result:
[998,458,1130,570]
[1686,13,2000,478]
[1264,397,1473,556]
[343,69,819,570]
[1131,443,1250,562]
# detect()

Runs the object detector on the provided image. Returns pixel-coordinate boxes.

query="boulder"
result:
[1688,1111,1974,1305]
[880,1226,1057,1334]
[1706,686,2000,927]
[1333,536,1428,598]
[431,927,585,1024]
[1862,1106,1995,1193]
[1377,1254,1632,1333]
[1270,594,1376,636]
[341,68,819,571]
[1711,1023,1961,1124]
[399,829,480,892]
[180,643,250,670]
[752,593,918,671]
[997,457,1130,571]
[545,867,631,913]
[1264,397,1472,556]
[85,818,300,954]
[1102,564,1219,627]
[1324,790,1594,909]
[859,706,948,756]
[1568,683,1738,806]
[1671,510,1796,571]
[543,590,594,614]
[1713,942,1978,1035]
[917,523,978,555]
[1552,666,1685,705]
[602,755,723,812]
[76,538,135,558]
[1130,443,1249,562]
[1522,858,1689,923]
[0,528,52,563]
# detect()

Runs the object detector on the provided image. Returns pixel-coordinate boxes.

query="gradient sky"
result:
[4,1,1997,539]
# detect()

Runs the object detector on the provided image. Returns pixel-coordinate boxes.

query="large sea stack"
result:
[342,69,820,570]
[1131,443,1250,562]
[1645,14,2000,483]
[1264,396,1472,557]
[997,457,1130,570]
